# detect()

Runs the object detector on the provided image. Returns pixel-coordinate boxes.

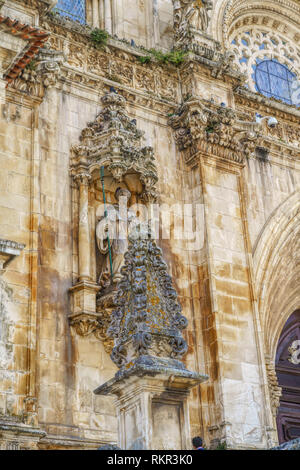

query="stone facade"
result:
[0,0,299,450]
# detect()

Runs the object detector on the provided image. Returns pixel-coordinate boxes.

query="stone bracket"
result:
[0,239,25,271]
[69,281,113,353]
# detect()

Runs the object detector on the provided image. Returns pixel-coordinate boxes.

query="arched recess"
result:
[253,190,300,361]
[212,0,300,46]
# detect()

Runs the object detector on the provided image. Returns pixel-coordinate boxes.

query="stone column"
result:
[69,173,101,340]
[104,0,112,34]
[75,173,91,282]
[99,0,105,29]
[92,0,99,27]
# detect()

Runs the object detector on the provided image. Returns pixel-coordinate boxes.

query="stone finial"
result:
[107,223,189,377]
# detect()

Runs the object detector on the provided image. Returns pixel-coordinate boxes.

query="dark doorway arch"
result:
[275,310,300,443]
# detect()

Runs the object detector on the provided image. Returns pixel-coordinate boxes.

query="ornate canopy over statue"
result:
[70,90,158,204]
[96,187,139,290]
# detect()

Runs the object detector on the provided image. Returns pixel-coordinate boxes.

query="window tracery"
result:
[228,28,300,106]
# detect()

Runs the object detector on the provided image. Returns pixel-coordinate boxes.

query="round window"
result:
[255,59,296,105]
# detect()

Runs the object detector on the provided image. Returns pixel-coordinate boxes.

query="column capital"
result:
[73,172,91,187]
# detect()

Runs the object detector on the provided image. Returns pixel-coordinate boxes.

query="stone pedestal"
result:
[95,360,207,450]
[69,280,100,316]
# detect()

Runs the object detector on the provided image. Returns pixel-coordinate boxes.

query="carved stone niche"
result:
[69,91,159,352]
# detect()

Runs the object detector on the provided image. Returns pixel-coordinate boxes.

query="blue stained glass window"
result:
[255,59,296,105]
[55,0,86,24]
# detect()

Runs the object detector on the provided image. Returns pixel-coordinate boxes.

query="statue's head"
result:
[115,187,131,202]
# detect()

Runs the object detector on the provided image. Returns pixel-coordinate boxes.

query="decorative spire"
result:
[107,223,189,377]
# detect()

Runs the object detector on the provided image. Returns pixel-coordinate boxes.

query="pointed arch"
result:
[252,190,300,360]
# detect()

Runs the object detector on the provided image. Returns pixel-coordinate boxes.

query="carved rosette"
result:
[107,223,189,373]
[70,91,158,202]
[169,96,265,165]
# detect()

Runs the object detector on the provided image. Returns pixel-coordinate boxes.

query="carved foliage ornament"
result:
[169,96,264,164]
[265,355,282,417]
[71,91,158,202]
[69,312,114,354]
[11,44,64,97]
[107,224,188,371]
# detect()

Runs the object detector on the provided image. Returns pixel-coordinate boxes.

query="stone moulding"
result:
[265,355,282,418]
[0,420,46,450]
[94,364,207,396]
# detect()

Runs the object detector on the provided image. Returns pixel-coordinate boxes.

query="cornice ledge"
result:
[59,66,178,115]
[234,86,300,120]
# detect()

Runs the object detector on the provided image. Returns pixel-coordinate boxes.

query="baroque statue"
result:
[96,187,138,290]
[173,0,213,48]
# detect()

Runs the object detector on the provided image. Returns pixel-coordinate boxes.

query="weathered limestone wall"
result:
[0,0,299,451]
[0,96,33,424]
[244,158,300,250]
[85,0,173,49]
[36,88,118,446]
